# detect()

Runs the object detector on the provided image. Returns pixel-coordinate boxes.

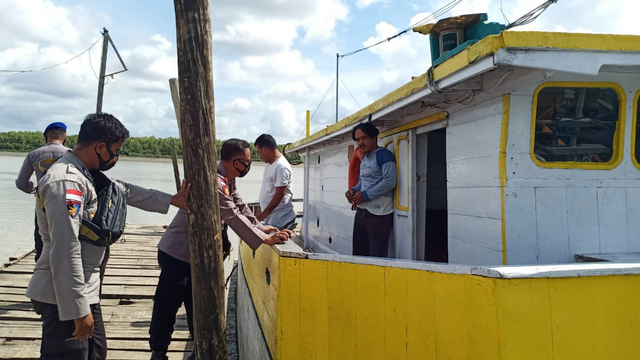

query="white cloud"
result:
[211,0,348,45]
[355,12,432,102]
[226,98,252,113]
[214,16,299,56]
[357,0,386,9]
[260,101,303,138]
[0,0,107,49]
[219,50,315,85]
[301,0,349,42]
[0,2,179,137]
[4,0,640,145]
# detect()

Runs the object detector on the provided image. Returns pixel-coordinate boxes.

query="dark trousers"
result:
[352,209,393,257]
[32,300,107,360]
[149,250,194,354]
[35,214,43,262]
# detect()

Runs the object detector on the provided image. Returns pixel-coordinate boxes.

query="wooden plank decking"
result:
[0,225,193,360]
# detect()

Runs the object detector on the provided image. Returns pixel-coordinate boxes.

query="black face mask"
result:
[233,159,251,178]
[97,144,118,171]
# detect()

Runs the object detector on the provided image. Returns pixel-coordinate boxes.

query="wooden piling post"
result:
[169,78,183,138]
[168,78,183,194]
[173,0,227,359]
[170,138,181,193]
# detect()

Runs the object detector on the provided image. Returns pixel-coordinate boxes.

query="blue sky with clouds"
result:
[1,0,639,143]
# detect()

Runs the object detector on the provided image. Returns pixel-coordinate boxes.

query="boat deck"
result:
[0,225,193,360]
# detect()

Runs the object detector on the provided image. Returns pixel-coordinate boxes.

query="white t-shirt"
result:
[259,155,296,228]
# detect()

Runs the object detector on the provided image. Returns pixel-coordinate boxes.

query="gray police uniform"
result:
[26,151,172,359]
[15,142,69,262]
[149,162,269,355]
[15,142,69,194]
[158,162,269,262]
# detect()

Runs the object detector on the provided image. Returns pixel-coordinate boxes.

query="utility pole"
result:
[335,53,339,123]
[173,0,227,359]
[95,28,128,113]
[96,28,109,113]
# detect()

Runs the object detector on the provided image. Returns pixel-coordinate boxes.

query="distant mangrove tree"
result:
[0,131,301,163]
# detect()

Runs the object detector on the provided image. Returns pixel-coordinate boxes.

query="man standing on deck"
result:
[26,113,190,360]
[345,123,397,257]
[149,138,292,360]
[255,134,297,229]
[15,122,70,262]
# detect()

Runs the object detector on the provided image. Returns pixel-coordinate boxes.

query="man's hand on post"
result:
[72,312,94,340]
[171,179,191,213]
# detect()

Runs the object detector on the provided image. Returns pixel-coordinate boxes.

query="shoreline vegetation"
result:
[0,131,301,163]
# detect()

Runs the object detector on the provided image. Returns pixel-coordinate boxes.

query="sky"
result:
[1,0,640,143]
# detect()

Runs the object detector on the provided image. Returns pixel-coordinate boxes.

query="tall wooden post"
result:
[170,138,181,193]
[173,0,227,359]
[169,78,183,194]
[96,28,109,113]
[169,78,183,138]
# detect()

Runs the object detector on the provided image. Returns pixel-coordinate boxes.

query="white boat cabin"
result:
[289,14,640,266]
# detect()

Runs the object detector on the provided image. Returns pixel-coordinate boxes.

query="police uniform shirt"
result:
[26,151,173,321]
[157,162,269,263]
[15,142,70,194]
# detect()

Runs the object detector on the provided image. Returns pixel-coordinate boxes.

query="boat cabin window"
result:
[532,83,623,168]
[634,91,640,168]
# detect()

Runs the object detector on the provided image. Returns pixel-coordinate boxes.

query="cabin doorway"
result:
[416,128,448,263]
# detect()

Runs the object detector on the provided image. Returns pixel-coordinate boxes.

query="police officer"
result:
[26,113,190,360]
[15,122,70,261]
[149,138,292,360]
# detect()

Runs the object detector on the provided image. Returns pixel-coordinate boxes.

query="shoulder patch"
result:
[220,178,230,196]
[66,189,83,219]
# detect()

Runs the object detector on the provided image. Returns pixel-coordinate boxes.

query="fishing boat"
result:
[231,13,640,359]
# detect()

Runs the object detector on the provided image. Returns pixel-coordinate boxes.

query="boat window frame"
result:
[631,89,640,170]
[395,135,410,211]
[529,81,626,170]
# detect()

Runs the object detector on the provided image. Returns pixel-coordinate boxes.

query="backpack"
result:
[78,170,128,247]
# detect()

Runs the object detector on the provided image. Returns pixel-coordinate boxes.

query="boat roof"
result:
[289,31,640,153]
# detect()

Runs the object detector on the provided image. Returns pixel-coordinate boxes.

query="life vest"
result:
[348,147,364,189]
[348,147,364,210]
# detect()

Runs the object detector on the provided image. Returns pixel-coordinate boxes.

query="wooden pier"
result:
[0,225,193,360]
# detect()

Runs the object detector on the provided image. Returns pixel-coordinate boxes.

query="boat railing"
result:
[246,198,303,218]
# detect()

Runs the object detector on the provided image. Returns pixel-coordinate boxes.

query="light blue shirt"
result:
[351,147,397,215]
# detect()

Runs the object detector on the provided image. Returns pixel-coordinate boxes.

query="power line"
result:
[295,79,337,142]
[88,42,100,80]
[0,37,102,77]
[339,77,362,109]
[505,0,558,30]
[310,78,336,121]
[499,0,511,28]
[338,0,463,59]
